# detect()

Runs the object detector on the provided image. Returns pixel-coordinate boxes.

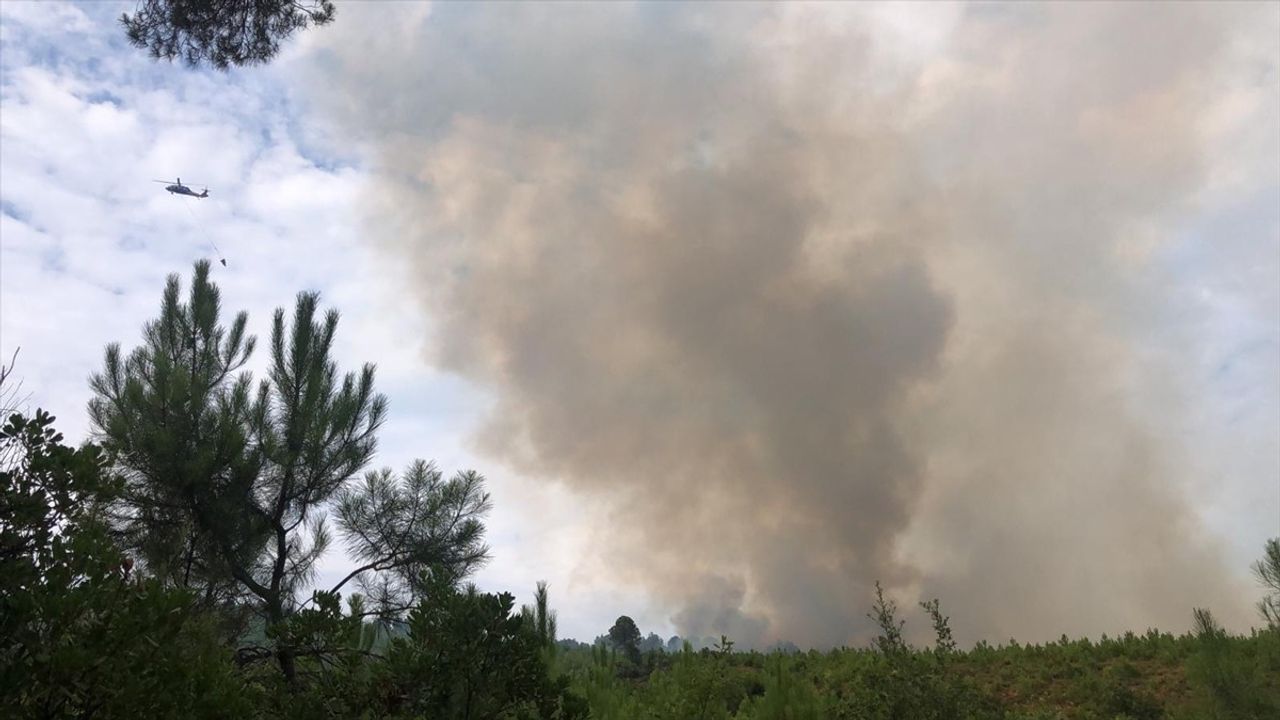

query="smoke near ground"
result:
[294,2,1279,647]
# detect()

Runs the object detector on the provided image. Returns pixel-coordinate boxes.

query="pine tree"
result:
[1254,538,1280,627]
[521,580,559,654]
[120,0,335,70]
[89,260,263,612]
[332,460,492,619]
[607,615,642,663]
[88,261,491,683]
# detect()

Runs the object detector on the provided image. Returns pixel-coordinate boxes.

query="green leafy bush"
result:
[1,410,253,718]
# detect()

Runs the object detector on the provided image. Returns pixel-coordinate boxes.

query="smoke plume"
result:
[297,2,1278,646]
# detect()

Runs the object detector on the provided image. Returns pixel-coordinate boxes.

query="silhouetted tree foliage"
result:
[0,347,26,413]
[638,631,664,654]
[607,615,642,663]
[1187,604,1280,718]
[90,261,385,682]
[0,349,32,469]
[88,260,491,684]
[244,570,586,719]
[1255,537,1280,627]
[368,573,584,719]
[868,581,907,656]
[120,0,335,69]
[920,597,956,655]
[335,461,492,619]
[521,580,559,654]
[88,261,263,614]
[1,410,249,717]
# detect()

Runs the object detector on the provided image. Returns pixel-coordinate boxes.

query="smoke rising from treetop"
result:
[296,2,1278,647]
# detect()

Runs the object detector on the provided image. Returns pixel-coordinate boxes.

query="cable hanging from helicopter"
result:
[153,177,226,266]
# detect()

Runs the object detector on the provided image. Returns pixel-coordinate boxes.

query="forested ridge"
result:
[2,263,1277,719]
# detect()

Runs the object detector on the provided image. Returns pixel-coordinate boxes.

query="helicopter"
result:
[154,177,225,266]
[153,178,209,198]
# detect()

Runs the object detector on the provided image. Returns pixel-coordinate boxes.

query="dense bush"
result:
[1,410,253,718]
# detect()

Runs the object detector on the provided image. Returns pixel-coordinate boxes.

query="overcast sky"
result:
[2,1,1277,647]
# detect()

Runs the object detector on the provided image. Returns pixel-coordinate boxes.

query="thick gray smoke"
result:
[296,2,1277,646]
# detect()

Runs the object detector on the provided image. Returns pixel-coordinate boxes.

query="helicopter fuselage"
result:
[166,184,208,198]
